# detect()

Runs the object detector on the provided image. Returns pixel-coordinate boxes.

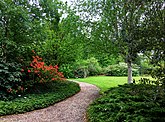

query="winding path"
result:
[0,81,100,122]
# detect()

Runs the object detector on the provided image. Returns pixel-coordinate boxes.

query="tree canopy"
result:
[71,0,165,83]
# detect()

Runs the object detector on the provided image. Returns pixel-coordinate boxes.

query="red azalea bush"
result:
[0,50,66,100]
[21,51,66,88]
[29,55,66,83]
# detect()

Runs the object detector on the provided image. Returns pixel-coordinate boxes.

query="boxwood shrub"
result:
[87,83,165,122]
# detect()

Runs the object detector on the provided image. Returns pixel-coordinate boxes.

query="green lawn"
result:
[74,76,152,92]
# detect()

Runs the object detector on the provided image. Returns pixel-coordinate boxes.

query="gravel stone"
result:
[0,81,100,122]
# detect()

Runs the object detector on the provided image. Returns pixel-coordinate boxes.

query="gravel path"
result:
[0,81,100,122]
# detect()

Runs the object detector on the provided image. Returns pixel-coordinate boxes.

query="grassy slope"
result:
[74,76,152,92]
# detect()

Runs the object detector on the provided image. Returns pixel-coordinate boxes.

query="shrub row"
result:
[104,62,139,76]
[87,84,165,122]
[59,58,139,78]
[60,57,102,78]
[0,81,80,116]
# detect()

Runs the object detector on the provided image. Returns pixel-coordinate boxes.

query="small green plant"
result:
[86,57,102,76]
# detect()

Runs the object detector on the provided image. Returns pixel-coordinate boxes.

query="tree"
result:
[0,0,31,62]
[73,0,164,83]
[0,0,61,63]
[138,1,165,84]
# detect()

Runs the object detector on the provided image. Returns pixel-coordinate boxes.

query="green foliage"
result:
[0,0,61,63]
[74,57,102,78]
[104,62,139,76]
[73,0,164,83]
[60,57,103,78]
[73,60,89,78]
[87,57,103,76]
[0,60,23,100]
[139,57,154,76]
[87,84,165,122]
[97,54,123,67]
[59,64,75,78]
[0,81,80,116]
[31,13,85,66]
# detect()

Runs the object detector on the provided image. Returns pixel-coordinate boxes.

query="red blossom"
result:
[32,50,35,54]
[54,65,58,69]
[29,54,65,83]
[28,69,31,73]
[34,70,39,73]
[52,78,57,81]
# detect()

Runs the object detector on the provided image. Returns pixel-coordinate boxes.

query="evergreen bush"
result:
[88,83,165,122]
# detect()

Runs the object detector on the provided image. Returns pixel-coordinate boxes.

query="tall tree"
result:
[139,1,165,83]
[0,0,61,63]
[73,0,164,83]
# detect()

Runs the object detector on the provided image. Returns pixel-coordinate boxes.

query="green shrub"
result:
[74,67,89,78]
[86,57,102,76]
[59,64,75,78]
[0,51,66,101]
[104,62,139,76]
[87,84,165,122]
[0,80,80,116]
[0,60,23,100]
[74,57,102,78]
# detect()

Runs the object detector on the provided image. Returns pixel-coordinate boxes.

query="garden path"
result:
[0,81,100,122]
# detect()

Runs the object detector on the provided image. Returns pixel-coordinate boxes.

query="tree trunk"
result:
[127,61,133,84]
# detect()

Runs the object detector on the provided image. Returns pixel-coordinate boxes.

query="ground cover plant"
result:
[0,80,80,116]
[87,83,165,122]
[0,50,80,116]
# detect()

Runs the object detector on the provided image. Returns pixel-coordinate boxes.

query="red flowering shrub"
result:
[0,50,65,100]
[21,51,66,88]
[29,55,66,83]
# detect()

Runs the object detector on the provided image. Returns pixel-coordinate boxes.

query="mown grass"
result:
[74,76,153,92]
[0,80,80,116]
